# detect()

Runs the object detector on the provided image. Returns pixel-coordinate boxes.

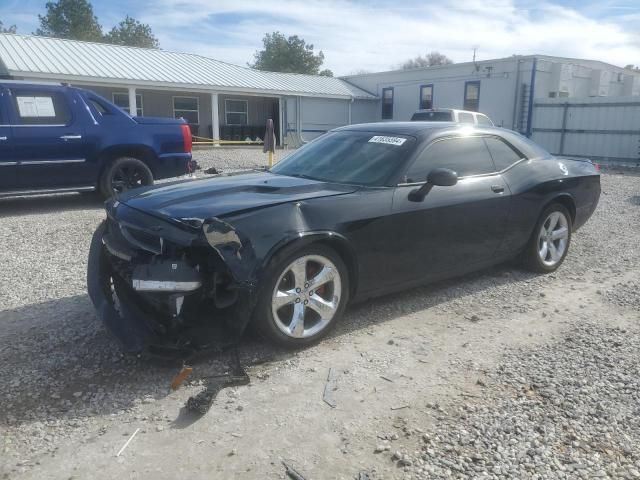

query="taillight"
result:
[594,163,601,172]
[181,124,192,153]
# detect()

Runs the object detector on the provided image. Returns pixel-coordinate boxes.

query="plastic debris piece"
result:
[170,365,193,391]
[323,367,338,408]
[282,460,306,480]
[116,428,140,457]
[185,348,249,415]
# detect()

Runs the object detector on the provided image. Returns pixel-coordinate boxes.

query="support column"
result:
[211,92,220,146]
[128,86,137,116]
[278,96,283,147]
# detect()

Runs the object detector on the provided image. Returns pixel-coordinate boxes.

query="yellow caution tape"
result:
[191,134,264,145]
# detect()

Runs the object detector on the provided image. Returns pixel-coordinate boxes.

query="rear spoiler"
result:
[557,156,600,171]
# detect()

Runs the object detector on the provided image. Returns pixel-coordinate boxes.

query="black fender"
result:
[258,231,359,298]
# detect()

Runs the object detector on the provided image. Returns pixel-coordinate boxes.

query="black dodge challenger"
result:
[87,122,600,353]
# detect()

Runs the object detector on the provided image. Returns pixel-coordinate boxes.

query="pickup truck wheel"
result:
[99,157,153,198]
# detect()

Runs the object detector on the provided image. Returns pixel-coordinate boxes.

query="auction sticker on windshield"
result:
[368,136,407,146]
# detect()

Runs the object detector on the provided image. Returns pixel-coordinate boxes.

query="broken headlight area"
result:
[88,217,253,357]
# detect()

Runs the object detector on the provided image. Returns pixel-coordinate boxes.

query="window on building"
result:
[11,90,71,125]
[381,87,394,119]
[173,96,199,124]
[225,99,248,125]
[419,84,433,110]
[113,92,143,116]
[404,136,495,183]
[463,81,480,111]
[483,137,523,171]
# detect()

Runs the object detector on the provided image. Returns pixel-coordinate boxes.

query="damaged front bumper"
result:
[87,201,255,355]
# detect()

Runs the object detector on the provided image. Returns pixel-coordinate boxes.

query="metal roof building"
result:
[3,33,636,156]
[0,33,376,144]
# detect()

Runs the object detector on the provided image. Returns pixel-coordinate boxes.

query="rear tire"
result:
[99,157,153,199]
[523,203,572,273]
[252,244,349,348]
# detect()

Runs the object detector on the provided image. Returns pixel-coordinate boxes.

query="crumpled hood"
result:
[118,171,358,223]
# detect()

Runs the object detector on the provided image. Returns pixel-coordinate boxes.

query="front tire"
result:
[99,157,153,198]
[523,203,572,273]
[252,245,349,348]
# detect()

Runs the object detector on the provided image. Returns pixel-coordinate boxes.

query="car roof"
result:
[333,122,551,158]
[413,108,488,116]
[335,121,459,137]
[0,80,78,93]
[413,108,456,113]
[0,79,63,86]
[334,121,504,139]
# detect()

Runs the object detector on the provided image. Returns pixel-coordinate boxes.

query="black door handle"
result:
[491,185,505,193]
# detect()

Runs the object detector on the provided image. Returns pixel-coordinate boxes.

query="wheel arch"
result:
[544,193,576,226]
[260,231,359,298]
[522,193,576,252]
[96,145,158,180]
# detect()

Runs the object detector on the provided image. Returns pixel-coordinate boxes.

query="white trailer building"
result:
[342,55,640,136]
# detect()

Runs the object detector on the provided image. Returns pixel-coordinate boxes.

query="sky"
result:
[0,0,639,75]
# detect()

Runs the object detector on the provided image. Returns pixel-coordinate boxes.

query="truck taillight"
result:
[181,124,192,153]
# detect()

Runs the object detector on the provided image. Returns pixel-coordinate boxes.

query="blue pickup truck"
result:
[0,81,192,198]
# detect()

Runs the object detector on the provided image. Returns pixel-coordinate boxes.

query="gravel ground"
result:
[389,323,640,479]
[0,153,638,479]
[605,280,640,311]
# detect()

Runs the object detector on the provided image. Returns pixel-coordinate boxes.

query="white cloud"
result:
[3,0,640,74]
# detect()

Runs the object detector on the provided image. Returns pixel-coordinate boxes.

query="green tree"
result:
[319,68,333,77]
[401,51,453,70]
[35,0,103,41]
[0,21,17,34]
[104,15,159,49]
[250,32,328,75]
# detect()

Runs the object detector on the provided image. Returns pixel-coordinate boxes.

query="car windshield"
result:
[271,131,416,186]
[411,111,453,121]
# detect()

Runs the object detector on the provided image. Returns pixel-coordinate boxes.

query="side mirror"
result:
[427,168,458,187]
[408,168,458,202]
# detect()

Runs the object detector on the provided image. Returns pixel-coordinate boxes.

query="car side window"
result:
[10,89,71,125]
[404,137,495,183]
[457,112,474,124]
[483,137,523,171]
[89,98,110,115]
[476,114,492,126]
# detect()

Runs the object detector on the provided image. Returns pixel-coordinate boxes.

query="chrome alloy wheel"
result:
[537,211,569,267]
[271,254,342,339]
